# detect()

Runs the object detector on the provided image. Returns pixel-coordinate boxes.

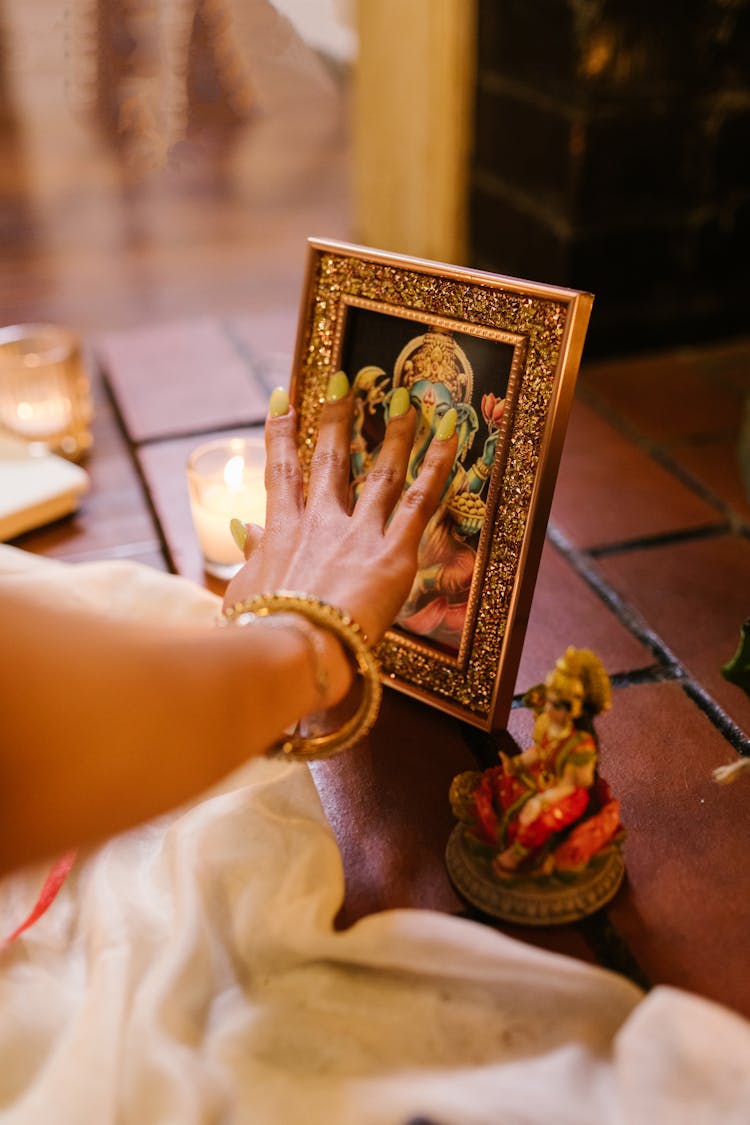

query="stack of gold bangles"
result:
[221,591,382,761]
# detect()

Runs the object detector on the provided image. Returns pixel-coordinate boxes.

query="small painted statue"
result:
[450,648,624,881]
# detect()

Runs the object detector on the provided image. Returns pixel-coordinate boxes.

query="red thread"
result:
[4,850,77,945]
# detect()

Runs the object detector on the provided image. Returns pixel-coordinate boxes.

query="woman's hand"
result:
[223,375,458,645]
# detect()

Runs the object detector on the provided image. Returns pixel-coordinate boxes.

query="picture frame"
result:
[290,239,593,732]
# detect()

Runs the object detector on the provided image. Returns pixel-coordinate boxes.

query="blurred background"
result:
[0,0,747,355]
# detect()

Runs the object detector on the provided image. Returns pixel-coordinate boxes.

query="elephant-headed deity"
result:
[349,326,503,651]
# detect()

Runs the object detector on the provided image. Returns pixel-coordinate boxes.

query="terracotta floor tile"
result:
[550,401,721,549]
[597,534,750,737]
[313,689,598,965]
[689,336,750,393]
[311,689,475,925]
[668,434,750,525]
[505,706,536,750]
[596,682,750,1018]
[580,346,746,441]
[508,680,750,1017]
[513,539,653,693]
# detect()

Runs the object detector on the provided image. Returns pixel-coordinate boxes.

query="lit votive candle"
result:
[0,324,93,460]
[187,436,266,579]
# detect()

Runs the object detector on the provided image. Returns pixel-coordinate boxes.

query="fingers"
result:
[229,519,264,559]
[385,410,458,553]
[354,387,417,525]
[305,372,356,514]
[264,388,304,529]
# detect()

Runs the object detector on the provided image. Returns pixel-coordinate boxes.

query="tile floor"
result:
[91,319,750,1000]
[506,338,750,1016]
[13,302,750,1018]
[515,338,750,746]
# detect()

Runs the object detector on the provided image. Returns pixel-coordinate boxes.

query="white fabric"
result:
[1,545,749,1124]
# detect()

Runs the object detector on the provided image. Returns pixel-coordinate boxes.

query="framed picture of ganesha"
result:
[290,239,594,731]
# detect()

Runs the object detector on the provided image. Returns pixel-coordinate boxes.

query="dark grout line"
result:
[99,371,181,575]
[668,427,740,448]
[547,522,750,755]
[608,664,683,688]
[680,680,750,756]
[576,384,750,534]
[131,419,266,448]
[546,523,687,671]
[588,521,731,559]
[649,446,750,535]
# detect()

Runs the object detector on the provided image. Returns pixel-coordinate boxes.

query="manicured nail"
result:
[269,386,290,417]
[436,408,457,440]
[389,386,411,419]
[229,518,248,553]
[326,370,349,402]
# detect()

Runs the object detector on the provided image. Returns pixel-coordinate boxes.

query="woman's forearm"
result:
[0,378,458,874]
[0,591,350,873]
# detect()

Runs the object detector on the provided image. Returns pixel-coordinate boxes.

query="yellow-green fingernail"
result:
[389,386,410,419]
[326,370,349,402]
[436,408,457,440]
[229,517,248,552]
[269,386,290,417]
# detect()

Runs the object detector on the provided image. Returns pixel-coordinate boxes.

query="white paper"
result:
[0,436,89,540]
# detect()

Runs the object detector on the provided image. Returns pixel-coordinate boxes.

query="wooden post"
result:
[353,0,476,264]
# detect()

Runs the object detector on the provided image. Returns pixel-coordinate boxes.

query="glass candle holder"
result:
[187,435,266,579]
[0,324,94,461]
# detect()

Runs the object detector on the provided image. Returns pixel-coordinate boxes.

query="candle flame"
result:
[223,454,245,492]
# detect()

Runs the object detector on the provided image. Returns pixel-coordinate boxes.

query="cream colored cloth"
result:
[1,545,748,1124]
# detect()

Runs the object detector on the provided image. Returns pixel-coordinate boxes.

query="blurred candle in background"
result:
[0,324,93,460]
[187,435,266,579]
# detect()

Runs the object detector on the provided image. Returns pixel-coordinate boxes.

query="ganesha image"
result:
[349,326,505,652]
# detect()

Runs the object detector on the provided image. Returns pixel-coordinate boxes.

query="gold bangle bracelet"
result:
[222,591,382,761]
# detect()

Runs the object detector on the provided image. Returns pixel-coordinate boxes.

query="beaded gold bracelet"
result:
[221,591,382,761]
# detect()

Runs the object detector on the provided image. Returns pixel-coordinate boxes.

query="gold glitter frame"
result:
[290,239,593,731]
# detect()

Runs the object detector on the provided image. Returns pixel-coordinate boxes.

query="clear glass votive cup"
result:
[187,435,267,580]
[0,323,94,460]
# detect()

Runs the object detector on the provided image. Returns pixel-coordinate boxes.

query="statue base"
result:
[445,824,625,927]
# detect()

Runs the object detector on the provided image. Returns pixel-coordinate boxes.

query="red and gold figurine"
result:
[446,648,626,925]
